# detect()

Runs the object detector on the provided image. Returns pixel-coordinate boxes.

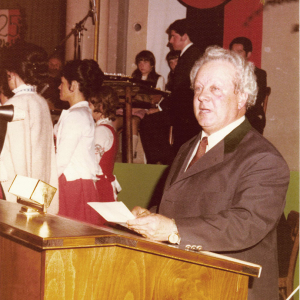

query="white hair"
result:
[190,46,258,109]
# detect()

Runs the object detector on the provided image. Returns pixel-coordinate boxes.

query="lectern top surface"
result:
[0,200,261,278]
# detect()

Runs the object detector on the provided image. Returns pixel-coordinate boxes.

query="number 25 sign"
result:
[0,9,22,48]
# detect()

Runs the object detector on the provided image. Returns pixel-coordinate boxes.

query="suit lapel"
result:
[167,135,198,186]
[166,119,252,188]
[223,118,252,153]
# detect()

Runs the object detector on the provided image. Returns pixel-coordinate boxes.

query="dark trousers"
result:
[140,110,175,165]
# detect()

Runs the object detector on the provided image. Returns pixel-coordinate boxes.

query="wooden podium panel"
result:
[0,201,261,300]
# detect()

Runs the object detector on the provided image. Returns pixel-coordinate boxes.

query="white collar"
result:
[202,116,246,152]
[13,84,36,95]
[96,117,113,126]
[186,116,245,171]
[180,43,193,57]
[69,100,90,110]
[60,101,90,117]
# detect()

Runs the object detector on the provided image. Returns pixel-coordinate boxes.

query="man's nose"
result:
[196,89,210,102]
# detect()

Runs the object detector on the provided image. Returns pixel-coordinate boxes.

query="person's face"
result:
[48,58,62,78]
[231,43,248,59]
[138,59,153,76]
[168,58,178,72]
[59,76,72,102]
[193,60,247,135]
[169,30,185,51]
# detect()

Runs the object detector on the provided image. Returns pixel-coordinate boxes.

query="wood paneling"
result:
[44,246,249,300]
[0,237,42,300]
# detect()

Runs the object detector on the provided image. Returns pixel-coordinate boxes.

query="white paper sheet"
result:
[88,201,135,224]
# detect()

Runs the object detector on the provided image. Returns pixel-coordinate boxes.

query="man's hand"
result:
[131,206,151,218]
[127,207,175,241]
[146,108,159,115]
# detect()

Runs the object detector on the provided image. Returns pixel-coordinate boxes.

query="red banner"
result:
[181,0,228,9]
[0,9,22,48]
[223,0,263,68]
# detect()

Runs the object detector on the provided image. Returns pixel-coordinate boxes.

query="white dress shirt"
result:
[186,116,246,170]
[180,43,194,57]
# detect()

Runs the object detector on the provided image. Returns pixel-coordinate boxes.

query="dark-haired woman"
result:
[114,50,165,159]
[54,59,105,225]
[0,43,58,213]
[89,86,121,208]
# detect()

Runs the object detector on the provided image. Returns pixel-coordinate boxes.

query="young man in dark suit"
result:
[167,19,202,154]
[128,46,289,300]
[139,19,202,164]
[229,37,267,134]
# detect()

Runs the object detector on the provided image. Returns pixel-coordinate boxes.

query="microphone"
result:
[90,0,97,25]
[40,83,49,96]
[0,105,25,122]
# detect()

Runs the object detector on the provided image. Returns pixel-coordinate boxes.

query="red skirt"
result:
[58,174,106,226]
[95,175,116,203]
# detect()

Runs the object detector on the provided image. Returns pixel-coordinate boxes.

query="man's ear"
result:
[238,92,248,110]
[246,51,252,59]
[181,33,188,42]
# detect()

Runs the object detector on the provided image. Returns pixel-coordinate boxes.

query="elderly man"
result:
[127,46,290,300]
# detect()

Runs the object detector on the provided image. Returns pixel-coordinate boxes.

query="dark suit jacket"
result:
[160,44,201,112]
[169,44,202,152]
[159,119,290,300]
[246,67,267,134]
[171,44,201,119]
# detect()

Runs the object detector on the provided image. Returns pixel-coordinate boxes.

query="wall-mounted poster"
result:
[0,9,22,48]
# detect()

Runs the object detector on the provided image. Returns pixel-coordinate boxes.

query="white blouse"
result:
[54,101,99,181]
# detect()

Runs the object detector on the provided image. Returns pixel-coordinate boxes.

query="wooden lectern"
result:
[103,74,169,163]
[0,201,261,299]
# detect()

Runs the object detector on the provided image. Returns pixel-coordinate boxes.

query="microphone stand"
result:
[52,9,95,60]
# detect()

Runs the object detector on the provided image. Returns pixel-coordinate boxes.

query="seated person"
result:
[113,50,165,159]
[89,86,121,204]
[139,51,181,165]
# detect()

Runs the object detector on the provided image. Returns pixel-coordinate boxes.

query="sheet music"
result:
[88,201,135,224]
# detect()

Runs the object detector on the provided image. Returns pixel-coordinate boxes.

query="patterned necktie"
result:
[188,137,208,169]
